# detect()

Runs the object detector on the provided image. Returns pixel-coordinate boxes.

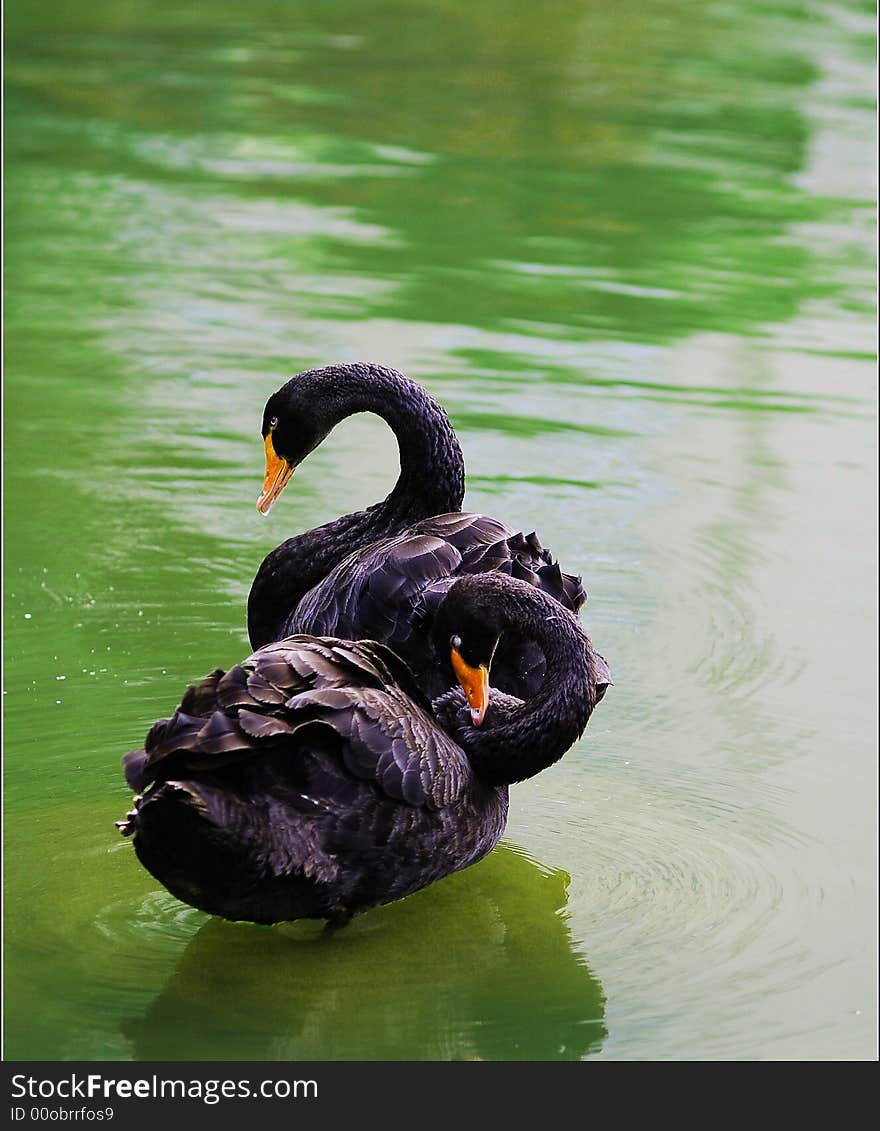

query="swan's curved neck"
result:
[248,366,464,649]
[454,583,597,786]
[358,369,465,521]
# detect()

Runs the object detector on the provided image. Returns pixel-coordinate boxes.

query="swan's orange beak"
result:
[450,648,490,726]
[257,431,295,515]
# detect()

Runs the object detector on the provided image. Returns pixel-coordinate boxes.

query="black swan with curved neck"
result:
[118,574,604,927]
[247,363,602,699]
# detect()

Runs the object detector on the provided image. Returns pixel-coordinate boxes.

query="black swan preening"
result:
[119,574,605,927]
[246,363,605,699]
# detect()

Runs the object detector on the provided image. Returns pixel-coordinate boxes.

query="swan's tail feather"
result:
[179,667,225,716]
[122,749,150,792]
[505,530,588,614]
[591,648,613,703]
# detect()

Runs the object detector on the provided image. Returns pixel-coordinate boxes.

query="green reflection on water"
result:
[7,813,604,1060]
[123,848,605,1063]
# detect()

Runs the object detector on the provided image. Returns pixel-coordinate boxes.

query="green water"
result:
[4,0,875,1061]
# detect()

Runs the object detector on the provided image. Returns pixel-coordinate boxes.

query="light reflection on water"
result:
[4,0,875,1059]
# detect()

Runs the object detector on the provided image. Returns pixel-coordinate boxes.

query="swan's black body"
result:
[247,364,593,698]
[120,575,604,926]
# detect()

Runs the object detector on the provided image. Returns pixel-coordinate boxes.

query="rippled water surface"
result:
[4,0,876,1060]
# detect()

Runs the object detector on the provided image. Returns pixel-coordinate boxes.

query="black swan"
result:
[118,574,605,927]
[247,363,603,699]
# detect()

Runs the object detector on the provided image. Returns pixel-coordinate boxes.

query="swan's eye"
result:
[269,416,278,430]
[450,634,462,651]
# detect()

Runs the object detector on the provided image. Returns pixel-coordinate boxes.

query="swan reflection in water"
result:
[122,843,606,1061]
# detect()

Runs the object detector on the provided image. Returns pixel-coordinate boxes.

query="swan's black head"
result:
[255,360,461,516]
[256,369,344,515]
[257,373,337,515]
[432,577,508,726]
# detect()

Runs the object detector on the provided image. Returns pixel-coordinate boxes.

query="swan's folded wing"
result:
[292,532,463,645]
[123,636,466,809]
[124,647,320,789]
[125,639,348,781]
[286,682,469,810]
[417,512,587,612]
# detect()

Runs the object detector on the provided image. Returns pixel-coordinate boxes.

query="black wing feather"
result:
[289,512,586,698]
[125,637,468,812]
